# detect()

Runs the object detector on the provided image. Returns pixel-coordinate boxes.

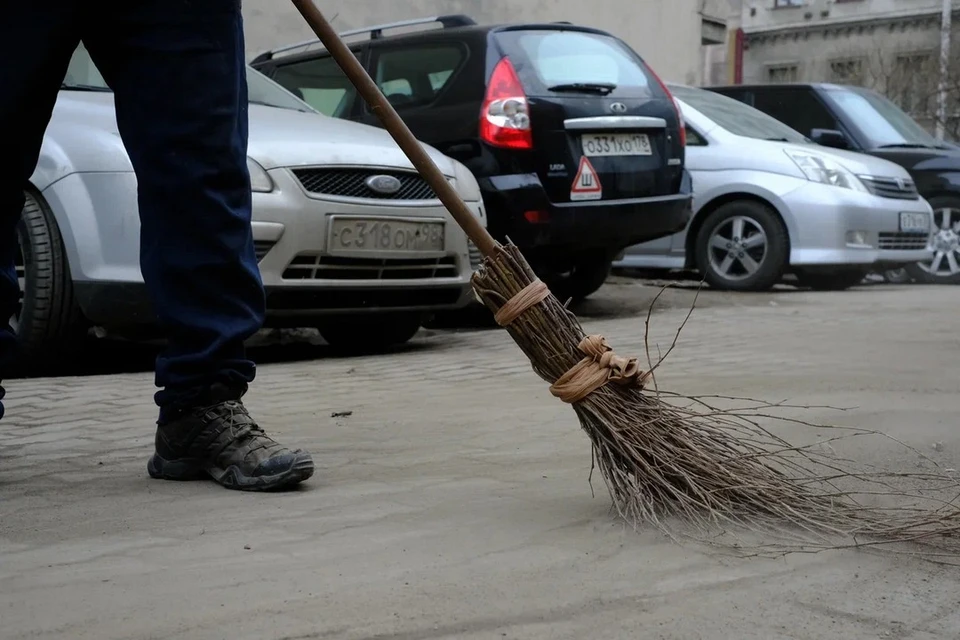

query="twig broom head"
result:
[292,0,960,560]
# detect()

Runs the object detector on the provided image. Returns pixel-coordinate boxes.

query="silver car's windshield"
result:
[669,84,811,144]
[61,44,316,113]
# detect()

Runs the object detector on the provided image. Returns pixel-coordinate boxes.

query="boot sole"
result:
[147,452,315,491]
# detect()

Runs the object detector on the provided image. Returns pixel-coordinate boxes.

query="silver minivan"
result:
[614,84,934,291]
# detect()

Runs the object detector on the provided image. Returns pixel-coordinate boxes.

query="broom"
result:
[289,0,960,558]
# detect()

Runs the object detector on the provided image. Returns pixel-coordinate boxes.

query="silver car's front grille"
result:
[283,254,458,280]
[254,240,276,262]
[291,168,437,200]
[878,232,929,250]
[467,240,483,270]
[858,176,920,200]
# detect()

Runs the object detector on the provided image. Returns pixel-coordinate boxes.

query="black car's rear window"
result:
[494,29,663,98]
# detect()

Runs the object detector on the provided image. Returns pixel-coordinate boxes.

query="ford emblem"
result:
[610,102,627,113]
[365,174,403,195]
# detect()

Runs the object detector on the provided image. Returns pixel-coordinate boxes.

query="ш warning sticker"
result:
[570,156,602,201]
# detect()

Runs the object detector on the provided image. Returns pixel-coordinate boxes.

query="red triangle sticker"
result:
[570,156,602,201]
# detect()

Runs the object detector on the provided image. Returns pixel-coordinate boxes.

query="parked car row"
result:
[15,14,956,365]
[250,15,694,302]
[615,84,935,291]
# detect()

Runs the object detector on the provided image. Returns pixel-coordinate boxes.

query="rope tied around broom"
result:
[494,280,648,403]
[493,279,551,326]
[548,336,649,403]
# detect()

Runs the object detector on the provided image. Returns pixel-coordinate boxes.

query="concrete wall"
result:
[740,20,944,85]
[241,0,732,86]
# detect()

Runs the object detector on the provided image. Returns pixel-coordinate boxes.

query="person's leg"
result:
[0,5,82,418]
[82,0,313,490]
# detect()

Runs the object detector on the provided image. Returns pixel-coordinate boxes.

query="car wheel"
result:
[694,200,788,292]
[904,196,960,284]
[538,253,612,303]
[794,268,867,291]
[16,191,86,366]
[317,312,423,354]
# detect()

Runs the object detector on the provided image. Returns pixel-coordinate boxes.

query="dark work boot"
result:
[147,386,314,491]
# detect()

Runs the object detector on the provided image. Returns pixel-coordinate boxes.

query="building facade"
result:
[738,0,958,131]
[242,0,740,87]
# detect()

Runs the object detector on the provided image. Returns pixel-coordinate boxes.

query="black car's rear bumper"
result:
[479,170,693,259]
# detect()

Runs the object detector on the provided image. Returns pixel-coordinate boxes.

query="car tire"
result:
[694,200,788,292]
[795,268,867,291]
[539,253,612,303]
[316,312,423,354]
[16,190,87,367]
[903,195,960,285]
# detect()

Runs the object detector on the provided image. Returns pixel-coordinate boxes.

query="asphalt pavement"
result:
[1,278,958,640]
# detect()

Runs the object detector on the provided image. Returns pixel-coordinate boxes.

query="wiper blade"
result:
[248,99,310,112]
[547,82,617,95]
[764,137,790,142]
[60,82,110,92]
[877,143,930,149]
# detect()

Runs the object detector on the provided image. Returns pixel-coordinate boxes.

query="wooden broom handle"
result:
[289,0,500,258]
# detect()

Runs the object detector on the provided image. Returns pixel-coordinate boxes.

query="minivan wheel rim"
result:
[707,215,768,282]
[918,207,960,278]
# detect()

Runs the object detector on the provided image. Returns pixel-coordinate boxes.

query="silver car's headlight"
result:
[452,159,482,203]
[247,157,274,193]
[784,150,867,193]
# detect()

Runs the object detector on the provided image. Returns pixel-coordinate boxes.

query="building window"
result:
[829,58,865,86]
[892,52,935,116]
[773,0,805,7]
[767,64,799,82]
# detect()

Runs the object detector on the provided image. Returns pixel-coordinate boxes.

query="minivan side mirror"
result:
[810,128,849,150]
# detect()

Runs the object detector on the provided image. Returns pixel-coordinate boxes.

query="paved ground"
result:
[1,279,959,640]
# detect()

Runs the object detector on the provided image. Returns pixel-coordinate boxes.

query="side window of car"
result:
[270,53,361,119]
[751,89,839,138]
[370,44,465,110]
[685,126,707,146]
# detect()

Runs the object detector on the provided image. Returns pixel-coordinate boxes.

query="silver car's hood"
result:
[38,92,457,183]
[244,104,456,176]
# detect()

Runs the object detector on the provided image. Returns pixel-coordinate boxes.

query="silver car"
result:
[17,45,486,361]
[614,84,934,291]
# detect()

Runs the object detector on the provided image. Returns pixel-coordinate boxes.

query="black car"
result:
[707,82,960,285]
[251,15,693,301]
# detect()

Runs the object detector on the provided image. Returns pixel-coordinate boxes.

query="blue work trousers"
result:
[0,0,266,422]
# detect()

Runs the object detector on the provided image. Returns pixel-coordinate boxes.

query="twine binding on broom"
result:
[495,279,650,404]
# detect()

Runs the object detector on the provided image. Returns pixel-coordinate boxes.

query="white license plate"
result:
[899,212,930,233]
[581,133,652,157]
[327,217,445,253]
